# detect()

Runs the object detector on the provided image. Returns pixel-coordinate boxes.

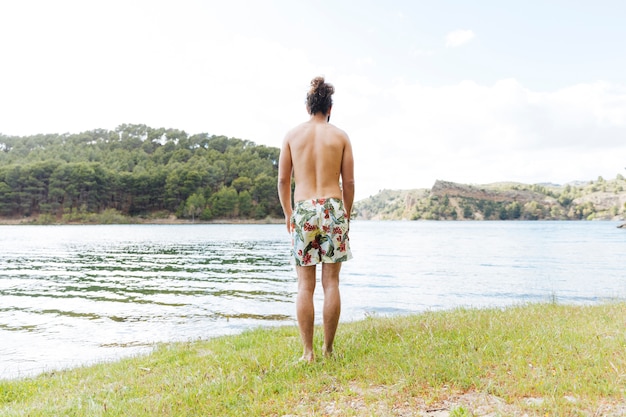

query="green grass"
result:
[1,302,625,416]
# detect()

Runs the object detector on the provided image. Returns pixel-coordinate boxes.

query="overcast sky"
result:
[1,0,625,199]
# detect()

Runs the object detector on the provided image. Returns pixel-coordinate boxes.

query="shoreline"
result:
[1,302,625,416]
[0,216,285,226]
[2,217,625,226]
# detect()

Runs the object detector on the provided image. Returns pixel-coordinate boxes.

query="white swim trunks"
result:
[290,198,352,266]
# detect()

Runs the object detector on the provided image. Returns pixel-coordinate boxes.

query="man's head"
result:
[306,76,334,116]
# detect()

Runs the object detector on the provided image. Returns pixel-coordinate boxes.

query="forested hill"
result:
[355,178,626,221]
[0,124,282,223]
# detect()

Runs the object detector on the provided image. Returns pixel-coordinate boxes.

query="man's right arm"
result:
[277,137,293,233]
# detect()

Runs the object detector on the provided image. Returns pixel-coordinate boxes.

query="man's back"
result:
[277,75,355,228]
[285,118,350,202]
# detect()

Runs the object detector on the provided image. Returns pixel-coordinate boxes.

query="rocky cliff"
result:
[355,176,626,221]
[430,180,557,204]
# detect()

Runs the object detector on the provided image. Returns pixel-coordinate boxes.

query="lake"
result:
[1,221,624,379]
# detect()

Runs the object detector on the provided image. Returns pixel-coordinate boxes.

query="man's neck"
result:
[309,113,328,123]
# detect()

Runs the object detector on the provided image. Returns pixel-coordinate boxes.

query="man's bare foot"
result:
[322,347,333,359]
[299,351,315,363]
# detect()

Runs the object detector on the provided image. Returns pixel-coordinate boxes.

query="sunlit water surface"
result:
[1,221,624,379]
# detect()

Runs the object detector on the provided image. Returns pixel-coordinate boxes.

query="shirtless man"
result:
[277,76,355,362]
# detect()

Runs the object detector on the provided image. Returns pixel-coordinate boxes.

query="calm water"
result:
[1,221,624,379]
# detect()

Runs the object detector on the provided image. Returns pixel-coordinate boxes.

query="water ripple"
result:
[1,222,625,379]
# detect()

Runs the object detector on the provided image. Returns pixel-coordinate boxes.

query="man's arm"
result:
[277,137,293,232]
[340,137,355,220]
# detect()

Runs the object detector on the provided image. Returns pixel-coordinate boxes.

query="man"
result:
[277,76,355,362]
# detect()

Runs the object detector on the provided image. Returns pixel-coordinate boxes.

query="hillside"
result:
[355,176,626,221]
[3,126,625,224]
[0,125,282,224]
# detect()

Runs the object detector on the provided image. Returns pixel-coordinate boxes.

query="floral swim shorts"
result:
[291,198,352,266]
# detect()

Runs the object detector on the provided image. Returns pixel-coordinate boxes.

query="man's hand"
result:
[285,215,292,234]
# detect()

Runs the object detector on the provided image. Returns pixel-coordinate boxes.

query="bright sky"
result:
[1,1,626,199]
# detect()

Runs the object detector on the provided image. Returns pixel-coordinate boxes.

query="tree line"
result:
[0,124,283,222]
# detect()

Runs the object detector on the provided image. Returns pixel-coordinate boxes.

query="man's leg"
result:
[296,265,316,362]
[321,262,341,357]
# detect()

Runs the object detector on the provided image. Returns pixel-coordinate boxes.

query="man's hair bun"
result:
[306,76,334,116]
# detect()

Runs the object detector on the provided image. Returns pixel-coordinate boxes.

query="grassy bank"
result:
[1,303,625,416]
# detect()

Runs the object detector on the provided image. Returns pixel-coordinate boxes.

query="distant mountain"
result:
[354,176,626,221]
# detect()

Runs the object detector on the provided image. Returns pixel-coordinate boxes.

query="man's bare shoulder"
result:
[284,121,350,146]
[328,123,350,140]
[283,121,312,141]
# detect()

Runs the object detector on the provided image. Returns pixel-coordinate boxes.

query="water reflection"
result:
[0,225,297,378]
[1,221,625,379]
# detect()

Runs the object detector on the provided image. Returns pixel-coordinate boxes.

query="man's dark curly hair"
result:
[306,76,334,116]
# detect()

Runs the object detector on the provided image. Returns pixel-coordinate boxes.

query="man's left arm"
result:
[340,137,355,220]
